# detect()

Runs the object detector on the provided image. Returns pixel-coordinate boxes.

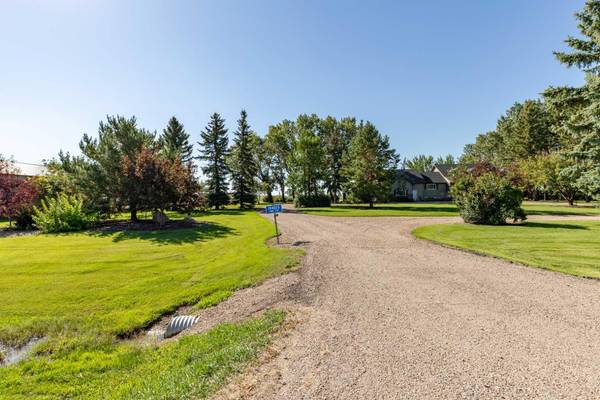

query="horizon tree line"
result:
[41,110,402,218]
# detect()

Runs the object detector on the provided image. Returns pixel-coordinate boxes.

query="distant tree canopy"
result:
[342,121,399,207]
[458,1,600,204]
[403,154,455,172]
[263,114,397,206]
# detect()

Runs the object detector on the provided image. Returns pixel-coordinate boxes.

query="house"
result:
[3,162,48,181]
[392,164,458,201]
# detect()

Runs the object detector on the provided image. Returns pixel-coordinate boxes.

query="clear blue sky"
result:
[0,0,586,164]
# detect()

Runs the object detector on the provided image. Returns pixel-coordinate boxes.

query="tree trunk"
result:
[279,182,286,203]
[266,191,274,203]
[369,199,374,208]
[130,207,138,222]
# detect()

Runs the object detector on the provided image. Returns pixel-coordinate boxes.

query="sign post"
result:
[265,203,283,244]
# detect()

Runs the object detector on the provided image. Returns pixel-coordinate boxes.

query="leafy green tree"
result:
[228,110,259,208]
[404,154,434,172]
[337,117,359,201]
[461,131,504,164]
[434,154,456,165]
[461,100,554,166]
[264,120,296,202]
[79,115,155,221]
[517,152,580,205]
[319,117,343,202]
[160,116,193,163]
[254,135,275,203]
[198,113,230,209]
[502,100,553,161]
[342,121,399,207]
[288,114,324,197]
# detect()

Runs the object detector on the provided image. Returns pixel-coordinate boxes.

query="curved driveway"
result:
[217,213,600,399]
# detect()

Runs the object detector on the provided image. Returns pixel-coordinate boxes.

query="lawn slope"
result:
[413,221,600,278]
[0,210,301,398]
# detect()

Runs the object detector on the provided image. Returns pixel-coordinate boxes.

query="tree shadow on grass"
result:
[519,222,589,230]
[526,208,595,216]
[88,222,237,245]
[189,209,254,217]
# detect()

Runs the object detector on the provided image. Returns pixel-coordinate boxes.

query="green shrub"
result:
[33,194,93,233]
[452,164,526,225]
[294,194,331,208]
[13,210,34,230]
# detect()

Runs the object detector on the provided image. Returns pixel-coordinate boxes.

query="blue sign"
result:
[265,203,283,214]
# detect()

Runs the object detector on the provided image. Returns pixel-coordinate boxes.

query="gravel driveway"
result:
[214,213,600,399]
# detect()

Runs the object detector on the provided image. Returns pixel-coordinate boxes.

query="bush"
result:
[452,164,526,225]
[294,194,331,208]
[33,194,93,233]
[0,175,40,230]
[14,209,34,230]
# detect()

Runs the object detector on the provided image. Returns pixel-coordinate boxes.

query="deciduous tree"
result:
[342,121,398,208]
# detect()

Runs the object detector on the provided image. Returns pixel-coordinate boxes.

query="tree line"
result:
[460,0,600,205]
[26,111,399,225]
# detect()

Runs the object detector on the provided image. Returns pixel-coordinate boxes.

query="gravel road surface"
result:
[213,213,600,399]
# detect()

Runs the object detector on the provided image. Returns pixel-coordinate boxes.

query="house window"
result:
[426,183,437,191]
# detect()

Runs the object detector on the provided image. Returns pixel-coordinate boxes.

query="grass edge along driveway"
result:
[297,202,600,217]
[413,220,600,279]
[0,210,302,399]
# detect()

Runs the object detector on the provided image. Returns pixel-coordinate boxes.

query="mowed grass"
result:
[1,310,286,399]
[298,201,600,217]
[413,221,600,278]
[0,210,301,398]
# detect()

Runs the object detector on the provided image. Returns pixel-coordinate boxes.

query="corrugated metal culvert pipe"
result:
[164,315,199,338]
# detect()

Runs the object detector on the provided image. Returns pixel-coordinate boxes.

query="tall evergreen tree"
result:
[547,1,600,198]
[228,110,259,208]
[342,121,399,208]
[554,0,600,73]
[160,116,193,162]
[198,113,229,209]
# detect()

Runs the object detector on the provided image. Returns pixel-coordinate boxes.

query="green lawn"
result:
[0,210,301,398]
[1,310,286,399]
[298,201,600,217]
[413,221,600,278]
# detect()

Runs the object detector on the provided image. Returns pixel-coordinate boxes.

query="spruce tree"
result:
[228,110,259,208]
[198,113,229,209]
[548,1,600,198]
[160,116,193,163]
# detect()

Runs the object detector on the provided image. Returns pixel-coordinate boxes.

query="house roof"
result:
[433,164,458,178]
[12,162,47,177]
[397,169,447,185]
